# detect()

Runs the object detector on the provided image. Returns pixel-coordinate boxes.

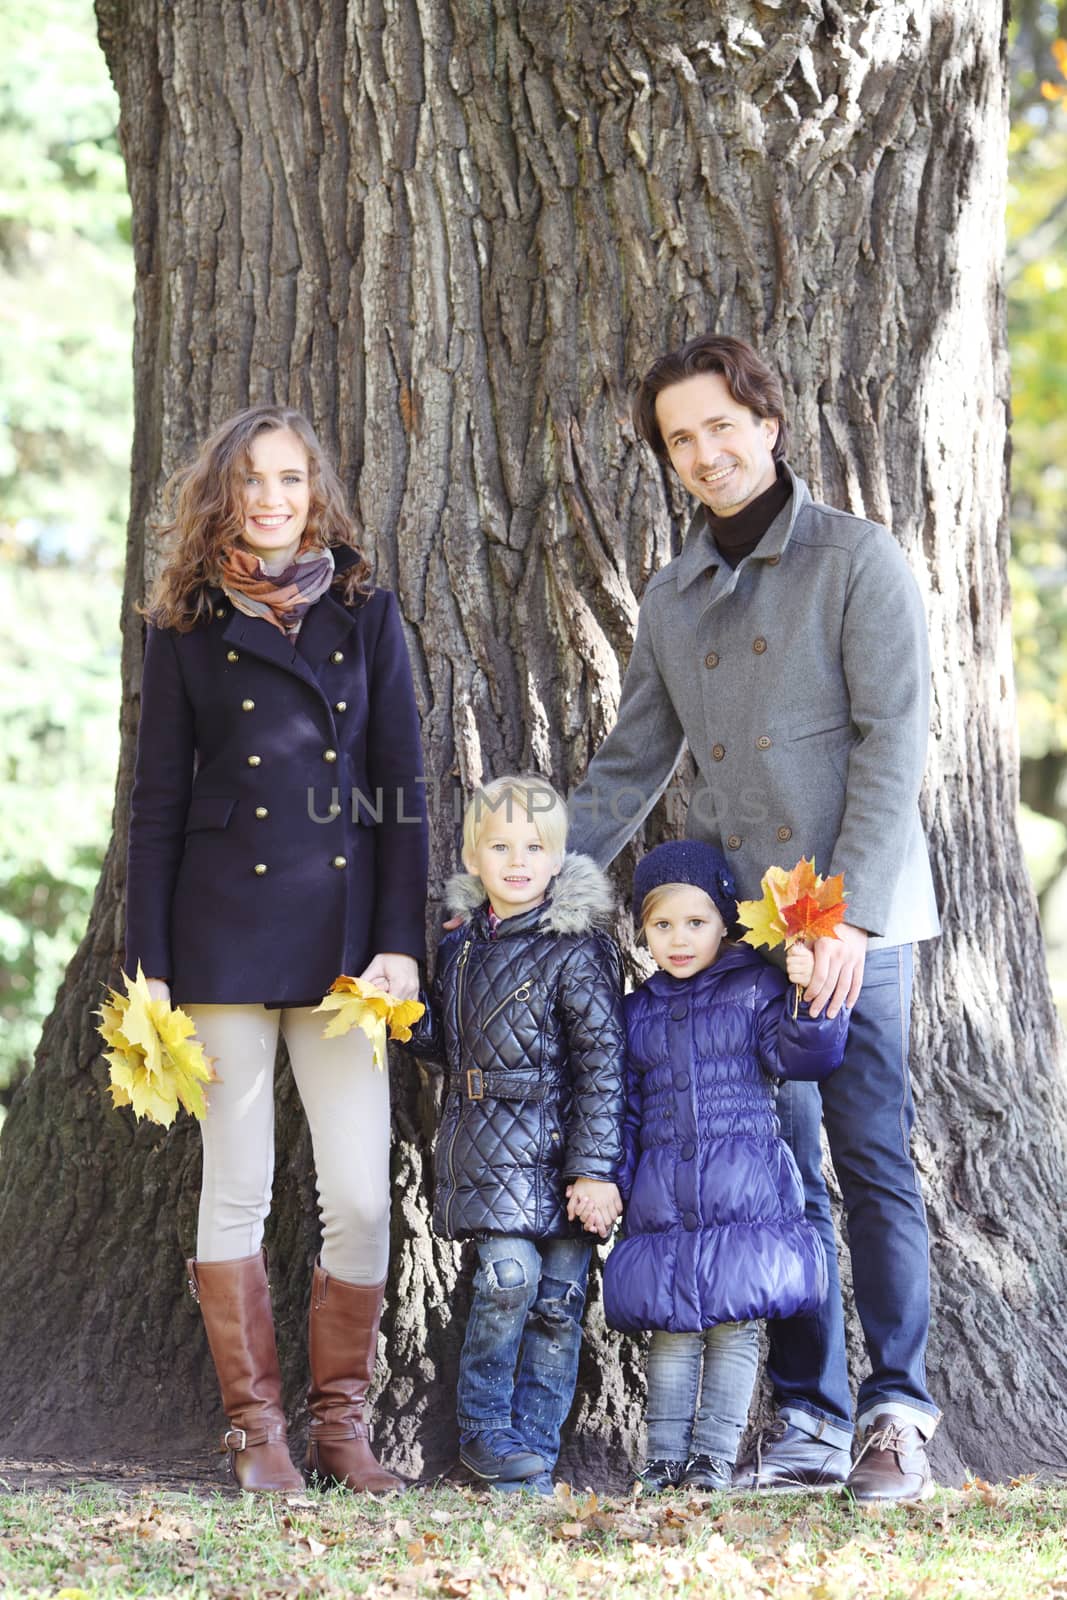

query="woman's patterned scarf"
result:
[219,543,336,635]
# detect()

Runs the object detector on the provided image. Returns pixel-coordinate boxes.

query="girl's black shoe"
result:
[636,1458,684,1492]
[681,1453,733,1490]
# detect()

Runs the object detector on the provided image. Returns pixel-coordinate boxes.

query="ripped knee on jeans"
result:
[478,1256,533,1309]
[531,1276,586,1329]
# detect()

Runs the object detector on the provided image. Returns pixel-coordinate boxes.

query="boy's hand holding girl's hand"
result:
[566,1177,623,1238]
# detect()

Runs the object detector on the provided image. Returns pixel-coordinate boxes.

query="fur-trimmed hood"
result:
[444,851,615,936]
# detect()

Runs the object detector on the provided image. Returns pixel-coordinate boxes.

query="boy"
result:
[405,774,625,1493]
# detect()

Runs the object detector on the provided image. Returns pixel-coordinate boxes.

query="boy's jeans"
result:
[645,1322,759,1463]
[457,1234,592,1469]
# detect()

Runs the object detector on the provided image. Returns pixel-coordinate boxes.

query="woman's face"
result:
[240,428,311,558]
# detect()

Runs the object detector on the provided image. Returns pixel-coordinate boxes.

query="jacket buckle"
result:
[466,1068,484,1100]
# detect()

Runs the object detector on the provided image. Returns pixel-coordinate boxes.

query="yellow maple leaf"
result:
[314,976,425,1068]
[96,965,217,1127]
[736,864,791,950]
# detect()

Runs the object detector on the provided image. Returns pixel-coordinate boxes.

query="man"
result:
[568,334,940,1502]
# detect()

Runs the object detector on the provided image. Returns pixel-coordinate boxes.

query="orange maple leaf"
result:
[781,891,848,945]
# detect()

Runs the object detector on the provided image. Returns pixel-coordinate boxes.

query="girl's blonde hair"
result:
[462,774,569,863]
[144,405,371,631]
[640,881,720,930]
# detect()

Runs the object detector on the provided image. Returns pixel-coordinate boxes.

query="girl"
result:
[126,405,428,1492]
[602,840,848,1492]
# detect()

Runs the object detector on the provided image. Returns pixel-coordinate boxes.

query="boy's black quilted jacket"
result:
[404,854,626,1241]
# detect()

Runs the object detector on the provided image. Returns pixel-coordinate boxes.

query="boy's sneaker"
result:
[459,1428,545,1483]
[635,1458,684,1492]
[681,1454,733,1491]
[732,1418,850,1492]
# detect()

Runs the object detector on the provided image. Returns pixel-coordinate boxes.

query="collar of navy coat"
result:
[214,546,364,707]
[636,943,767,999]
[672,462,811,614]
[443,851,615,938]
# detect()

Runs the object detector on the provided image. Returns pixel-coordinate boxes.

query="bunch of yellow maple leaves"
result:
[313,976,424,1070]
[96,965,217,1127]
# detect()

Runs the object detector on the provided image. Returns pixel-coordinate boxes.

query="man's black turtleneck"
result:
[706,461,792,568]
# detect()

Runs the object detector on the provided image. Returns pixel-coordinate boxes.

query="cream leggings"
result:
[186,1004,391,1284]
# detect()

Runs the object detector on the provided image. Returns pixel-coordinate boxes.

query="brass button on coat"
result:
[726,835,742,850]
[712,743,726,761]
[777,825,793,842]
[334,700,347,712]
[332,856,347,870]
[330,650,344,663]
[323,748,338,763]
[253,863,268,876]
[215,605,228,618]
[247,755,262,768]
[226,650,240,663]
[255,806,269,820]
[704,652,719,669]
[756,735,772,750]
[766,555,780,566]
[242,699,255,712]
[753,637,768,653]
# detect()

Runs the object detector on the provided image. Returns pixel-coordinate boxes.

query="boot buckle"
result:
[223,1427,248,1453]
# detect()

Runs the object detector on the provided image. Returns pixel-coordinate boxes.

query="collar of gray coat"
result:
[674,462,811,594]
[445,851,615,935]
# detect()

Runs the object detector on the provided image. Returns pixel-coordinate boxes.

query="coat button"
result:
[704,652,719,669]
[253,863,267,876]
[674,1073,690,1091]
[726,835,742,850]
[323,748,338,763]
[683,1211,699,1231]
[670,1002,688,1021]
[681,1142,696,1161]
[334,700,347,712]
[766,555,780,566]
[215,605,228,618]
[332,855,347,869]
[756,735,772,750]
[255,806,269,819]
[712,743,726,761]
[227,650,240,663]
[242,699,255,712]
[247,755,262,767]
[330,650,344,663]
[777,825,792,842]
[753,636,767,653]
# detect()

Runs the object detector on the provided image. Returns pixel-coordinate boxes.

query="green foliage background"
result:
[1,0,1065,1110]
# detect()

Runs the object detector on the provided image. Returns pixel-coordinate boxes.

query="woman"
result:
[126,405,428,1493]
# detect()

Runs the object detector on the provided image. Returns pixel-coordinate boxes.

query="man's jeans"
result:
[645,1321,759,1463]
[770,945,940,1446]
[456,1234,592,1469]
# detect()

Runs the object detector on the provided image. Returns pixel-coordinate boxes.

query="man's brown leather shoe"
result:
[845,1414,934,1502]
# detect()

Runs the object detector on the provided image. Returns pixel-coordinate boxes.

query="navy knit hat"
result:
[633,840,739,929]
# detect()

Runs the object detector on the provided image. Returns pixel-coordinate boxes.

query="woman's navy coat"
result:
[602,946,848,1334]
[125,549,428,1006]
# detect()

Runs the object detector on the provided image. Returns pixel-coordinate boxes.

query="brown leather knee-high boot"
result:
[187,1252,304,1493]
[305,1261,404,1492]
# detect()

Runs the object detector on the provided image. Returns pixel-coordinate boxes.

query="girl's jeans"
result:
[645,1321,760,1463]
[457,1234,592,1469]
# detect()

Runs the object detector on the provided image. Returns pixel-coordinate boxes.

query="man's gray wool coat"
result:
[568,465,939,948]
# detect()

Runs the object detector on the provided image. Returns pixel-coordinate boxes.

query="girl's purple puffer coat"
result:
[602,945,848,1335]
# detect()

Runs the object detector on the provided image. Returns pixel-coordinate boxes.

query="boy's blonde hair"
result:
[639,881,720,930]
[462,773,569,863]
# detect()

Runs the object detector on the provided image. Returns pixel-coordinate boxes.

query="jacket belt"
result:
[449,1068,551,1102]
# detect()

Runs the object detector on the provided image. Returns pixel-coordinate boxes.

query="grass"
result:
[1,1478,1066,1600]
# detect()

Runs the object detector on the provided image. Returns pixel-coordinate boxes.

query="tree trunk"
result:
[0,0,1062,1487]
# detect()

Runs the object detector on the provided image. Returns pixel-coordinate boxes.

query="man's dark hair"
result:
[632,333,789,463]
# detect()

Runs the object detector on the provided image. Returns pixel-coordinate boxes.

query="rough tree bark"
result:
[0,0,1063,1486]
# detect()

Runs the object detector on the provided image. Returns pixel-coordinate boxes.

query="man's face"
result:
[654,371,779,517]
